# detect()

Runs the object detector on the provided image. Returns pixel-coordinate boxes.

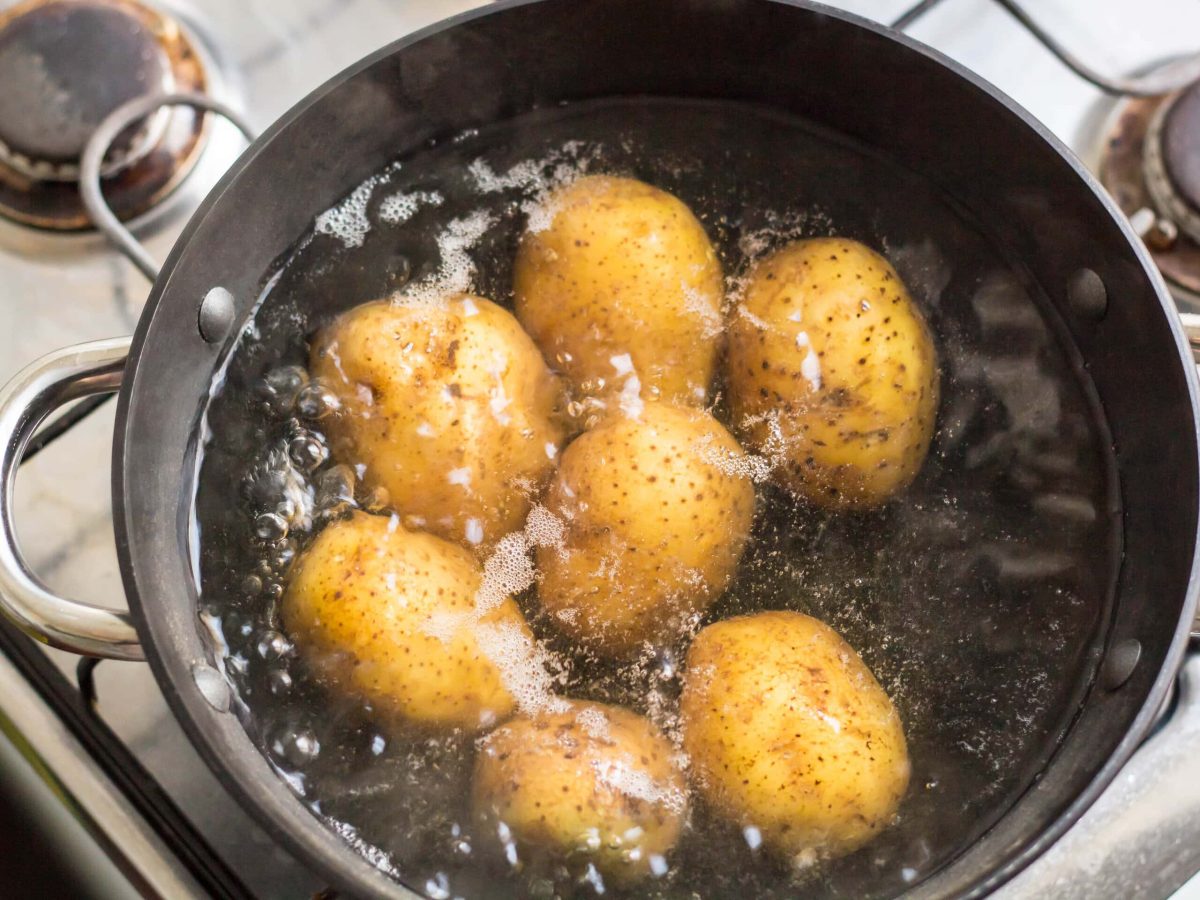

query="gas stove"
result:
[2,1,1199,897]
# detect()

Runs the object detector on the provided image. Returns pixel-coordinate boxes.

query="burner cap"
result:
[1160,82,1200,218]
[0,1,173,179]
[1145,78,1200,247]
[1094,58,1200,309]
[0,0,212,231]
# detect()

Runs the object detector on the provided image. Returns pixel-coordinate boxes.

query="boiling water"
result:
[193,98,1118,899]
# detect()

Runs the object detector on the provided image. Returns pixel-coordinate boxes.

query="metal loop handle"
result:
[1182,312,1200,363]
[80,92,256,282]
[892,0,1200,98]
[0,338,142,660]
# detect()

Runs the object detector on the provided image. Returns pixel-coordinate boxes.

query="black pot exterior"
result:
[112,1,1200,896]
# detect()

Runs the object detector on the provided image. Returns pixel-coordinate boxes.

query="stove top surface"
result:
[2,1,1200,897]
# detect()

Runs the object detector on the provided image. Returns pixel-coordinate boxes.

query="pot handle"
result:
[0,338,143,660]
[1181,313,1200,639]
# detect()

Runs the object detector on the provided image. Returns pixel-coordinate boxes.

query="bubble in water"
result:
[257,630,293,661]
[268,669,293,696]
[424,872,451,900]
[269,541,296,573]
[261,366,308,415]
[296,381,340,420]
[315,464,356,516]
[384,253,413,288]
[280,727,321,767]
[743,825,763,851]
[255,512,288,541]
[288,432,329,472]
[240,573,262,597]
[579,863,605,895]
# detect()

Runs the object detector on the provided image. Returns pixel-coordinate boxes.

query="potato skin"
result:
[727,238,939,508]
[514,175,724,411]
[536,402,755,654]
[310,295,565,551]
[472,700,687,884]
[680,611,909,865]
[282,510,530,731]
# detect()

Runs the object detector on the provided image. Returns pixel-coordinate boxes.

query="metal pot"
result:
[0,1,1196,896]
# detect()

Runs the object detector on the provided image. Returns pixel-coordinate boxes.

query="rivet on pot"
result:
[192,662,232,712]
[1101,638,1141,691]
[1067,268,1108,321]
[198,286,236,343]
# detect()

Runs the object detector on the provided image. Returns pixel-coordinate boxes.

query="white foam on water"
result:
[398,210,495,304]
[472,505,567,616]
[313,164,400,249]
[576,706,611,741]
[683,284,723,339]
[378,189,444,225]
[474,619,569,717]
[327,819,401,877]
[422,609,470,645]
[592,757,687,815]
[737,409,796,473]
[524,504,566,551]
[314,181,376,249]
[475,532,536,615]
[692,432,773,483]
[466,141,602,235]
[735,305,774,333]
[468,157,546,193]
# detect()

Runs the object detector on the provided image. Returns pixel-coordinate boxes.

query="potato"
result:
[282,510,533,731]
[309,295,565,551]
[536,402,755,654]
[726,237,939,508]
[680,611,909,866]
[514,175,724,413]
[472,699,688,884]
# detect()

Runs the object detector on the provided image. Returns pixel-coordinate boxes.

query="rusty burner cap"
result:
[0,0,211,230]
[1143,77,1200,249]
[1160,82,1200,221]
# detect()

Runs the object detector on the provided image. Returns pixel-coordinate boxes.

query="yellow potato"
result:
[472,700,687,884]
[514,175,724,413]
[282,510,532,731]
[727,237,939,508]
[309,295,565,551]
[536,402,755,654]
[680,611,909,866]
